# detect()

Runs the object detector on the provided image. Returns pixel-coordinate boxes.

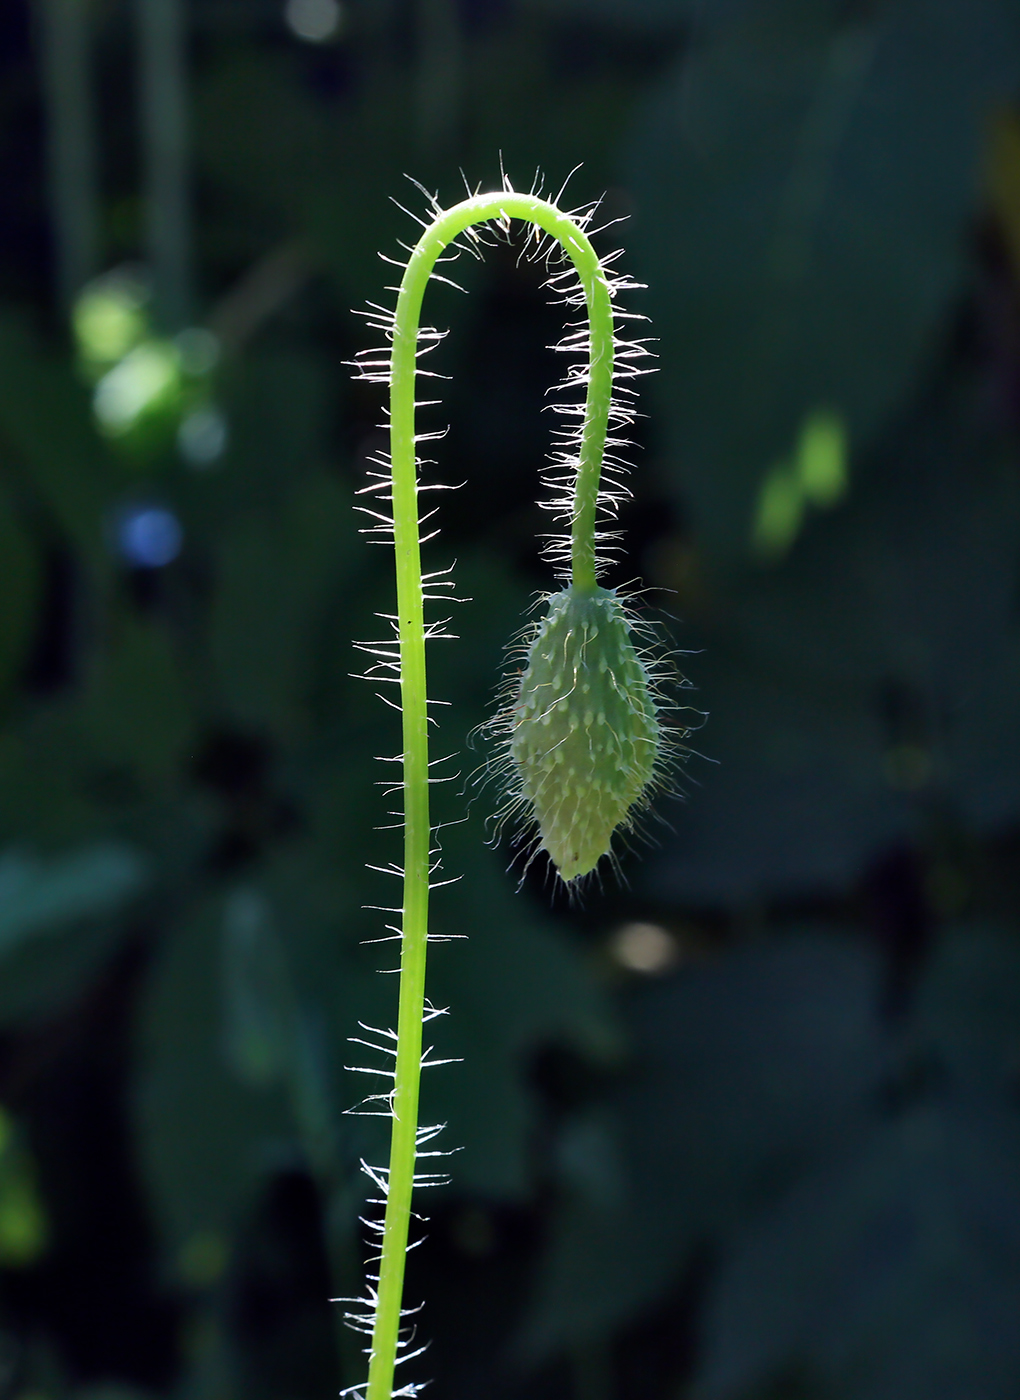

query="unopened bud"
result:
[510,586,660,881]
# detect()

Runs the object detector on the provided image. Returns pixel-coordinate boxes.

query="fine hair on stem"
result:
[341,169,673,1400]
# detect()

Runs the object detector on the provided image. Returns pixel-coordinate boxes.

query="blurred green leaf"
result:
[696,1102,1020,1400]
[0,314,117,576]
[0,914,133,1029]
[0,842,147,952]
[194,51,406,306]
[523,934,886,1352]
[946,637,1020,833]
[911,924,1020,1091]
[628,0,1020,558]
[209,469,355,739]
[83,617,194,784]
[644,641,909,906]
[0,842,147,1027]
[134,894,293,1258]
[423,851,616,1198]
[221,886,296,1090]
[732,392,1020,707]
[0,704,122,847]
[643,383,1020,904]
[219,882,349,1187]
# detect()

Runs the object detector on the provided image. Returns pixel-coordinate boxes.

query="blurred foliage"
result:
[1,1,1020,1399]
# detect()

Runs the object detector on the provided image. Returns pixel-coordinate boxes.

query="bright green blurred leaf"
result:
[797,408,847,507]
[751,461,804,560]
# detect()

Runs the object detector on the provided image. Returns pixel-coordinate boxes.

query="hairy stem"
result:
[366,192,614,1400]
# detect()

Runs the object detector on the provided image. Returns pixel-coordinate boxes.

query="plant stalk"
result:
[365,192,615,1400]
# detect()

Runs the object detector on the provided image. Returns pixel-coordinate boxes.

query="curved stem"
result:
[366,193,614,1400]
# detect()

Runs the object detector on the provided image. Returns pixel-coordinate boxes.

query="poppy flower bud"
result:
[510,586,660,881]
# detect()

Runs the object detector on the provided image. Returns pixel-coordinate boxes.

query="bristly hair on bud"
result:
[485,583,688,886]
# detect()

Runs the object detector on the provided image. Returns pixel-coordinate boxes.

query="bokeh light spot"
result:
[178,406,228,467]
[116,505,184,568]
[175,327,221,377]
[284,0,344,42]
[609,922,678,974]
[93,341,181,436]
[72,269,149,373]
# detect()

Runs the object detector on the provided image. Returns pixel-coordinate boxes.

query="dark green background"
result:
[2,1,1020,1397]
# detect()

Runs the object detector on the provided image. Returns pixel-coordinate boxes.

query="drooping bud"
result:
[509,586,660,882]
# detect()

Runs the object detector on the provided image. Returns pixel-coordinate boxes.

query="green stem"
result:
[365,192,615,1400]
